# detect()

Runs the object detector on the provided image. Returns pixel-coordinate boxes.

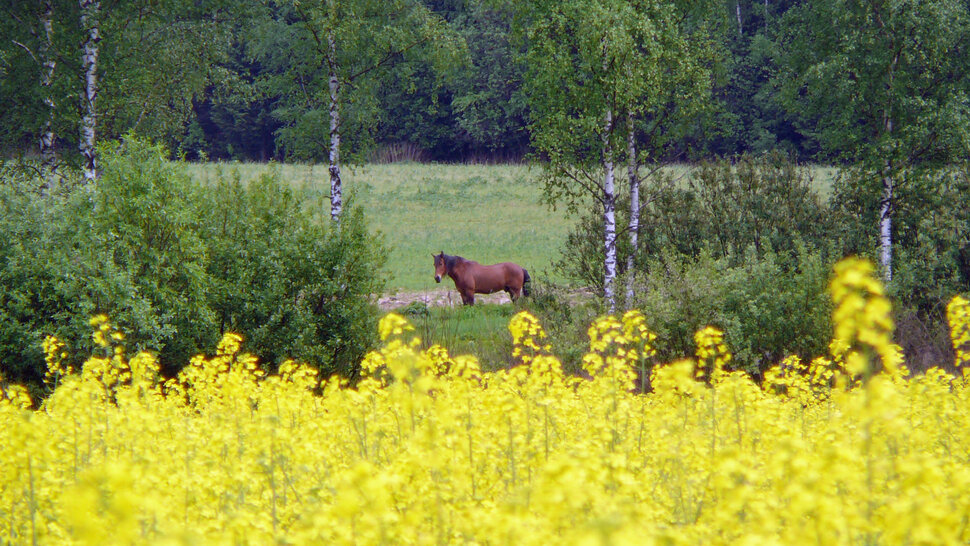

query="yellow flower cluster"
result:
[42,335,72,389]
[829,257,900,379]
[2,258,970,544]
[948,295,970,369]
[693,325,731,383]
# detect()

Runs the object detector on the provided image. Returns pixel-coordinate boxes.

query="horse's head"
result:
[433,252,446,283]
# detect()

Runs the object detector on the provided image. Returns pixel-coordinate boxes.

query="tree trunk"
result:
[327,29,343,223]
[603,108,617,312]
[79,0,100,183]
[625,116,639,307]
[39,0,56,184]
[880,173,892,283]
[736,2,743,37]
[880,148,893,283]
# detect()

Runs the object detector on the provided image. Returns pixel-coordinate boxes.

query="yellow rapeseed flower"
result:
[947,295,970,368]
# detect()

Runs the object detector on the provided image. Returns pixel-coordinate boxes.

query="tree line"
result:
[2,0,969,306]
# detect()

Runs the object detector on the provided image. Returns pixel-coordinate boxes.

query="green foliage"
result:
[198,170,387,377]
[833,164,970,314]
[449,0,531,158]
[0,0,233,159]
[632,247,831,376]
[0,137,386,391]
[558,152,834,289]
[555,153,836,374]
[255,0,467,163]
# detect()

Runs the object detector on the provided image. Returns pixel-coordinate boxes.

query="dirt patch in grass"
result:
[378,288,513,310]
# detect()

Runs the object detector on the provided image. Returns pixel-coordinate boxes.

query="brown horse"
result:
[433,252,531,305]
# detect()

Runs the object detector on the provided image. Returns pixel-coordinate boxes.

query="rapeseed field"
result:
[2,258,969,544]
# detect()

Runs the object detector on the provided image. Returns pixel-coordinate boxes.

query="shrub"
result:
[0,137,387,392]
[198,170,386,377]
[555,152,836,376]
[557,151,834,290]
[631,246,832,377]
[0,140,214,386]
[832,164,970,372]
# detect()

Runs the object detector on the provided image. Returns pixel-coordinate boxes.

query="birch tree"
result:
[525,0,715,310]
[778,0,970,282]
[261,0,464,223]
[0,0,67,185]
[78,0,98,182]
[38,0,56,174]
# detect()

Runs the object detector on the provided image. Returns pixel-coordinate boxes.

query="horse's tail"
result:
[522,269,531,297]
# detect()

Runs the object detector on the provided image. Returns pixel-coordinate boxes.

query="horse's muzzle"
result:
[435,275,441,283]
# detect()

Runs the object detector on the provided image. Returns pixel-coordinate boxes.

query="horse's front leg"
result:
[460,289,476,305]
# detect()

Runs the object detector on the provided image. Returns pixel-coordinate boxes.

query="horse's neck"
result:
[446,256,470,282]
[445,255,462,275]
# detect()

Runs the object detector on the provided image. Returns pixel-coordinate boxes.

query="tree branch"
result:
[12,40,38,63]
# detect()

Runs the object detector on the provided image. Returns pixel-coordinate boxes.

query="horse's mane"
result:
[443,253,463,272]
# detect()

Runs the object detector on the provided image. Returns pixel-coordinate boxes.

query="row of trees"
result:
[2,0,970,308]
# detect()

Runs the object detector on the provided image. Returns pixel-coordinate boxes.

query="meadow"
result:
[184,162,576,291]
[2,259,970,544]
[183,161,840,293]
[182,160,842,371]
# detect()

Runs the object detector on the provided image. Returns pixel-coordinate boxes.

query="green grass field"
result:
[183,161,840,292]
[182,160,840,370]
[185,162,575,291]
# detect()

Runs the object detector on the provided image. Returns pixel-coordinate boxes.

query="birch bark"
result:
[603,108,617,312]
[327,30,343,223]
[880,114,894,282]
[79,0,100,183]
[39,0,56,180]
[625,116,639,306]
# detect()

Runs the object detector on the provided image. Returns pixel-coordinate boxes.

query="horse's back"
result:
[466,261,523,292]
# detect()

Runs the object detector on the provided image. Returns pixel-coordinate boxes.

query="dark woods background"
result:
[1,0,826,164]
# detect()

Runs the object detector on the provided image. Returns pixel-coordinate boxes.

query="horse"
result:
[433,252,531,305]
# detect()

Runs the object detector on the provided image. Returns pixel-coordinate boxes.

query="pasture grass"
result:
[183,162,575,291]
[182,161,840,292]
[402,302,520,370]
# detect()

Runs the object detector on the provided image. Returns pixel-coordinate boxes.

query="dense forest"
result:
[1,0,963,165]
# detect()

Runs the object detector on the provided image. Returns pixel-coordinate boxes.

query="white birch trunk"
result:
[79,0,100,183]
[603,108,617,312]
[39,0,56,180]
[879,115,894,283]
[736,2,743,36]
[625,116,639,306]
[327,30,343,223]
[879,173,892,283]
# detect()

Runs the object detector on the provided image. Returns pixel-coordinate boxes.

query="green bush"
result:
[631,246,831,377]
[0,137,386,392]
[832,164,970,313]
[557,151,834,290]
[198,170,386,378]
[832,164,970,372]
[555,152,836,376]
